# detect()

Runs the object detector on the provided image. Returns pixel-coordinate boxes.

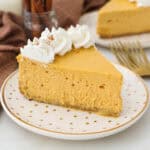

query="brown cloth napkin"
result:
[0,0,107,86]
[0,12,26,86]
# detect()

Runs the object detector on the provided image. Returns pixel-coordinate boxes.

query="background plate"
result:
[79,11,150,48]
[0,64,149,140]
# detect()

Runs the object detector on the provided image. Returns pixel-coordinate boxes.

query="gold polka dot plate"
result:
[0,64,149,140]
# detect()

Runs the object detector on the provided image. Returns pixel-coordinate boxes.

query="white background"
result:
[0,0,21,15]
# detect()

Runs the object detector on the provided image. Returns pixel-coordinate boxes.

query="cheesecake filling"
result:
[129,0,150,7]
[21,25,94,64]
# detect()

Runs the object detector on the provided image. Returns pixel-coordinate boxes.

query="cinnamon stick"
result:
[40,0,53,30]
[23,0,54,38]
[24,0,31,12]
[46,0,52,11]
[32,0,45,13]
[31,0,44,37]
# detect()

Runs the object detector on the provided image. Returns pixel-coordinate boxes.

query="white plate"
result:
[0,64,149,140]
[79,11,150,48]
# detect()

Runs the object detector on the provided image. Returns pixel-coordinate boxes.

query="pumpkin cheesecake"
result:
[17,25,123,117]
[97,0,150,38]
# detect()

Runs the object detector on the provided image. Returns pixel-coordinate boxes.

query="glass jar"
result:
[23,0,58,39]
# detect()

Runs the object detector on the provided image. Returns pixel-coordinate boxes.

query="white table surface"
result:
[0,46,150,150]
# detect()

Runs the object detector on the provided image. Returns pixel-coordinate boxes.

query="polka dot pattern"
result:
[1,64,149,136]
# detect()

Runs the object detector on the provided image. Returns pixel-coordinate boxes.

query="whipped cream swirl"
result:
[21,38,54,64]
[51,28,72,55]
[129,0,150,7]
[68,25,93,49]
[21,25,94,64]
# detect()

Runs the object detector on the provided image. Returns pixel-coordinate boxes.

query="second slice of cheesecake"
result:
[97,0,150,37]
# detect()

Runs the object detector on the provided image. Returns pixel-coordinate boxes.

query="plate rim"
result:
[1,65,149,140]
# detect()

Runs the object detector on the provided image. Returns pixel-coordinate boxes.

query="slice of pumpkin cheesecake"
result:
[97,0,150,38]
[17,25,123,117]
